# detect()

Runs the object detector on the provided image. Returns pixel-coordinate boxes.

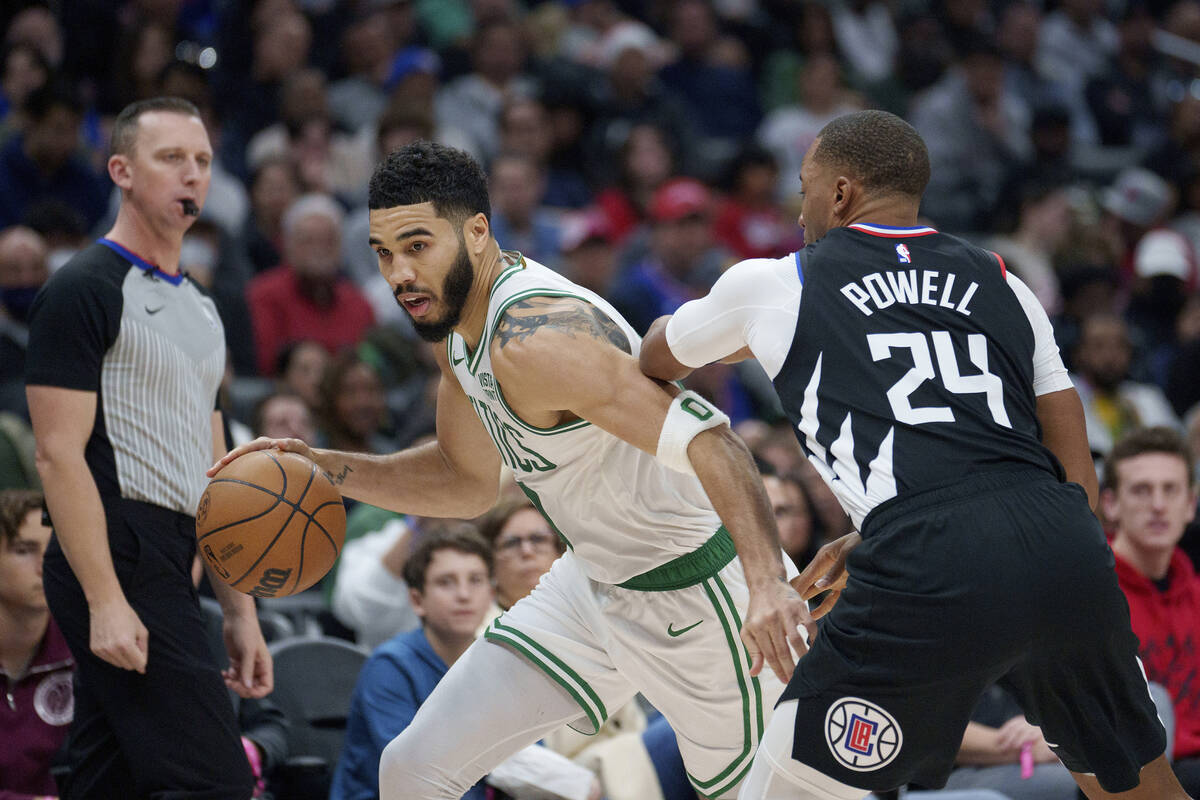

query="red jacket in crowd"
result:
[0,617,73,800]
[247,266,376,377]
[1114,549,1200,760]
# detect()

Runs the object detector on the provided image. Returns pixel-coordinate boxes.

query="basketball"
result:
[196,449,346,598]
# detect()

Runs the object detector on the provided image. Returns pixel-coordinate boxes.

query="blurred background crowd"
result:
[4,0,1200,799]
[3,0,1200,489]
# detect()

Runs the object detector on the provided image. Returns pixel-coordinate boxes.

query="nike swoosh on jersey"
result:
[145,305,165,315]
[667,620,703,637]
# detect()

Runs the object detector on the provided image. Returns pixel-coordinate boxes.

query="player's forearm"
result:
[687,425,787,585]
[36,451,124,606]
[640,315,694,381]
[308,441,499,518]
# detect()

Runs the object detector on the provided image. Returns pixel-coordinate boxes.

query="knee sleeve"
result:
[737,701,869,800]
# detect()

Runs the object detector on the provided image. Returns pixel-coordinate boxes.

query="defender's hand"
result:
[790,532,861,620]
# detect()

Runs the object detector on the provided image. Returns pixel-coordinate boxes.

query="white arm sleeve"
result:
[1006,271,1072,396]
[664,256,803,380]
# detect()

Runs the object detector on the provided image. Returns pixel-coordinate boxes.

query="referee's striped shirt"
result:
[26,239,225,516]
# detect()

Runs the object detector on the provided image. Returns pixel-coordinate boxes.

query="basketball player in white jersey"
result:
[211,141,811,799]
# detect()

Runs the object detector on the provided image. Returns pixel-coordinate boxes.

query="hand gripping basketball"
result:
[197,449,346,597]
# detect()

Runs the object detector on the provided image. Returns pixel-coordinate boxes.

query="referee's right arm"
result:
[28,384,149,673]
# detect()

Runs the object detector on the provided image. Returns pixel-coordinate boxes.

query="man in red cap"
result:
[606,177,733,334]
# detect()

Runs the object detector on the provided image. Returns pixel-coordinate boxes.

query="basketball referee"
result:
[25,97,270,799]
[641,110,1190,799]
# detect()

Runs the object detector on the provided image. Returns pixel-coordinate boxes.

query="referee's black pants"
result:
[43,498,255,800]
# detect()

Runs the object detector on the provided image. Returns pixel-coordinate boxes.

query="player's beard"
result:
[408,239,474,343]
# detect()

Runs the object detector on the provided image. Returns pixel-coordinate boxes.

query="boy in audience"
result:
[1104,427,1200,793]
[0,489,72,800]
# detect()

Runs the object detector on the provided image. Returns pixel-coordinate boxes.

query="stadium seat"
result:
[268,634,369,794]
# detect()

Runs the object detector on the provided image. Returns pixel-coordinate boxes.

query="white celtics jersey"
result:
[447,253,724,584]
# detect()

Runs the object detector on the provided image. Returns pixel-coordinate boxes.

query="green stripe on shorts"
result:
[484,620,608,735]
[687,575,762,797]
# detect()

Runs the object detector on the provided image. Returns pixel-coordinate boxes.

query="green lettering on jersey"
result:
[470,397,557,474]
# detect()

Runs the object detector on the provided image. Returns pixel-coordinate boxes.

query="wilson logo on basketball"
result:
[248,567,294,598]
[824,697,902,771]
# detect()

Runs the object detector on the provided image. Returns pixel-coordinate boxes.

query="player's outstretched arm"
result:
[208,351,502,518]
[642,314,755,381]
[640,315,695,381]
[641,256,785,384]
[492,296,811,683]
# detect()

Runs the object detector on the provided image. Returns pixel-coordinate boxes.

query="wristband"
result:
[656,391,730,475]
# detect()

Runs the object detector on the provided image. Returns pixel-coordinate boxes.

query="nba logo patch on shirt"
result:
[896,243,911,263]
[825,697,902,771]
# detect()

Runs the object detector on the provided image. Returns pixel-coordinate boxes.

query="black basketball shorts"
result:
[780,469,1166,793]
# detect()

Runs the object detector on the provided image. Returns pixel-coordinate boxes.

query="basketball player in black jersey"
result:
[640,110,1189,799]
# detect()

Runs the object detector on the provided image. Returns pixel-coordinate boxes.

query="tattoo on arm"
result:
[496,297,631,353]
[323,464,354,486]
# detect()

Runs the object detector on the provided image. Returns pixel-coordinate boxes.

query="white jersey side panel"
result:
[447,254,723,584]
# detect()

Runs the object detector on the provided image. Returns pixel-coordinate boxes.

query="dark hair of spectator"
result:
[110,96,202,157]
[22,199,87,240]
[721,143,779,194]
[376,104,435,152]
[23,78,82,122]
[1104,426,1196,491]
[0,489,43,546]
[273,337,321,379]
[402,522,494,592]
[477,496,566,554]
[368,140,491,226]
[316,349,381,438]
[251,390,308,435]
[158,60,214,115]
[251,154,301,195]
[814,110,931,199]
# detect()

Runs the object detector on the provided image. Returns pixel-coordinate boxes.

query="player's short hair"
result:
[0,490,43,546]
[111,96,202,157]
[368,140,491,226]
[813,110,930,199]
[403,522,494,592]
[1104,426,1195,491]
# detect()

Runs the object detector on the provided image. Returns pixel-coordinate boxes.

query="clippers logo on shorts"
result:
[825,697,902,771]
[896,243,911,263]
[34,671,74,726]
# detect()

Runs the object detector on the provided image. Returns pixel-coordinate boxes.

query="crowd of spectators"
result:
[3,0,1200,474]
[6,0,1200,798]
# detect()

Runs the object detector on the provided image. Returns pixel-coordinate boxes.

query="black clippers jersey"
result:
[773,223,1061,529]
